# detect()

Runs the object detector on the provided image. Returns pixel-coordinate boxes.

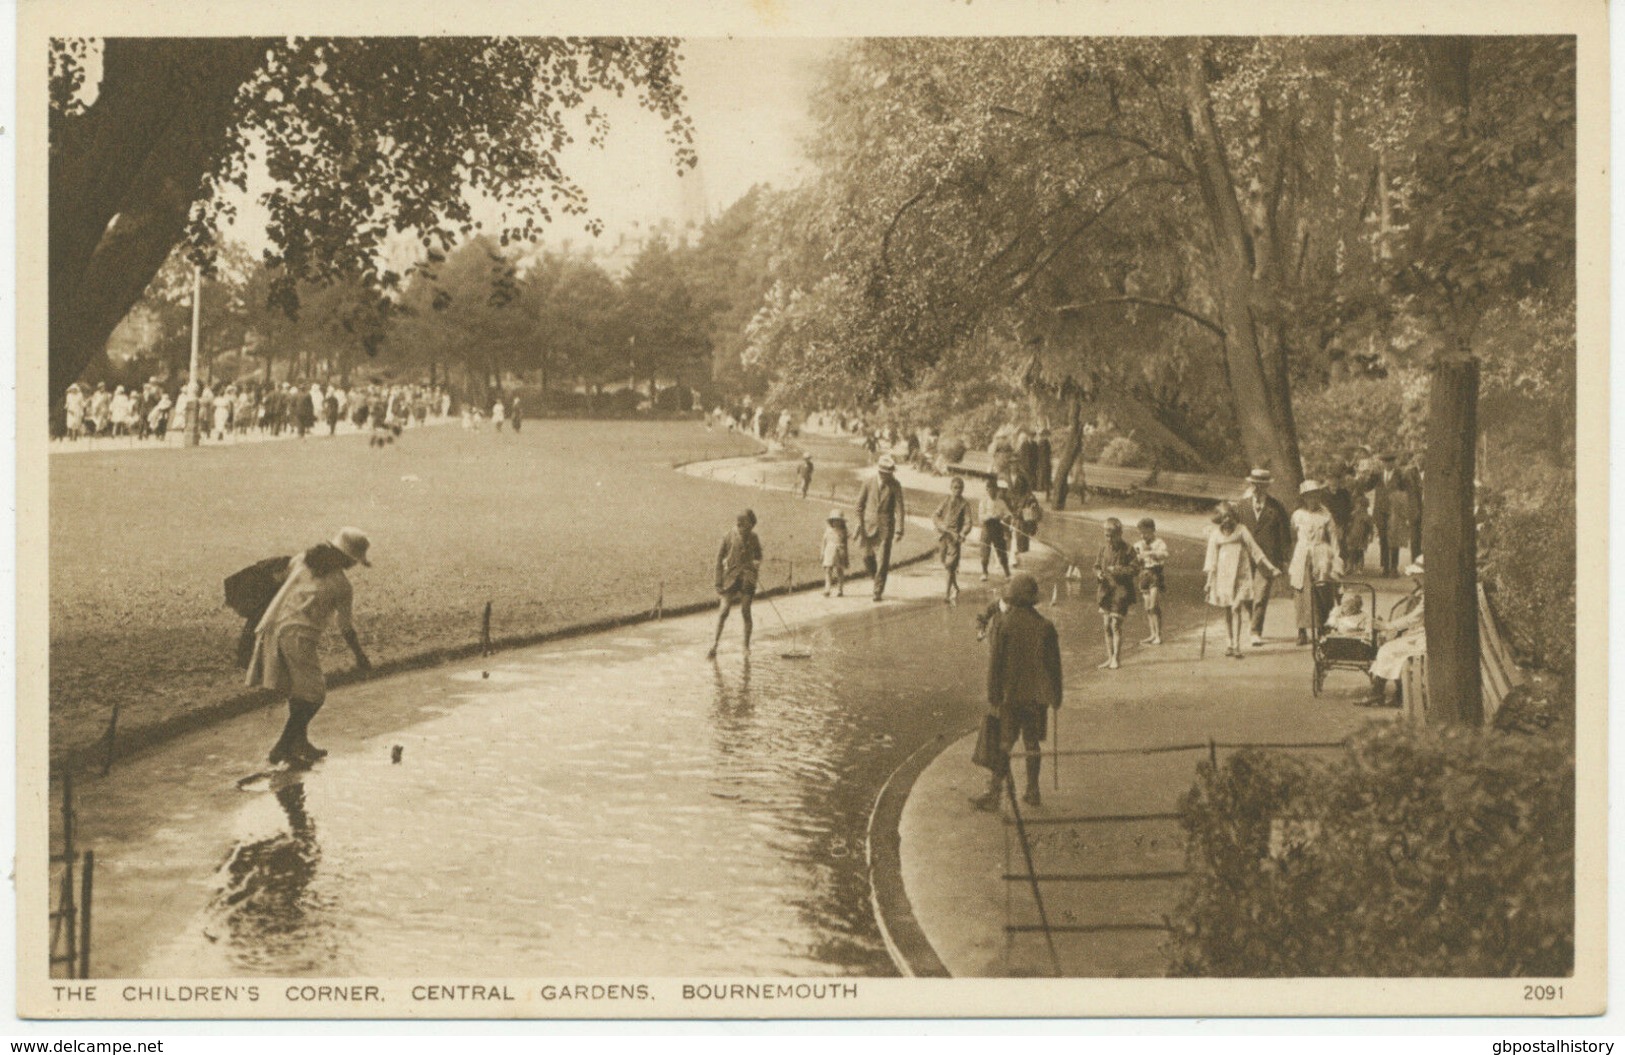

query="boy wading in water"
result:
[1094,518,1138,669]
[972,572,1063,810]
[1133,517,1169,645]
[247,527,374,766]
[709,509,763,658]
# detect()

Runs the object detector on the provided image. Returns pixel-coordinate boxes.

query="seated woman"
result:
[1366,557,1425,706]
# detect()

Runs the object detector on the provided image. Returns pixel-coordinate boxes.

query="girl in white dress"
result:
[1289,481,1343,643]
[1204,502,1281,658]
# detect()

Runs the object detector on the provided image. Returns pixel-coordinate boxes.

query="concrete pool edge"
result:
[867,724,967,978]
[58,442,936,779]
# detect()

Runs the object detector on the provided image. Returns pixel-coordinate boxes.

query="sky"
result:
[216,37,840,259]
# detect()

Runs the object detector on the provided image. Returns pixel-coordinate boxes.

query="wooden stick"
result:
[79,851,93,980]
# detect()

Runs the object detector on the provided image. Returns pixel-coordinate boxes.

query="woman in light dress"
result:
[64,384,86,440]
[1204,501,1282,658]
[1289,480,1343,645]
[1367,557,1426,707]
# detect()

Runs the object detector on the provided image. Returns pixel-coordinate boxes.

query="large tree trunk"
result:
[49,38,269,407]
[1051,391,1085,510]
[1424,355,1482,725]
[1419,38,1484,726]
[1179,42,1304,502]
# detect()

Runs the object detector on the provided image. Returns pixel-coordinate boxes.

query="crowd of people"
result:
[58,378,457,445]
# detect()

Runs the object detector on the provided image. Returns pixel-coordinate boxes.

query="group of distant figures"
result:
[59,379,456,445]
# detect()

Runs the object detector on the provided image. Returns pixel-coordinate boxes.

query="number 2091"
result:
[1524,985,1564,1001]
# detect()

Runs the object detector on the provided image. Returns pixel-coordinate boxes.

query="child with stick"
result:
[1093,518,1139,669]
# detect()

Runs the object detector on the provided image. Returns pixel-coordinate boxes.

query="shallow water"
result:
[78,506,1203,979]
[87,568,1007,978]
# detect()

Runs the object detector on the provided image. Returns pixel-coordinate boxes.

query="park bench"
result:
[946,451,997,481]
[1398,584,1524,726]
[948,454,1232,506]
[1137,468,1239,506]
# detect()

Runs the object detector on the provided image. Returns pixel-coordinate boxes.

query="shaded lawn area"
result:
[48,421,849,761]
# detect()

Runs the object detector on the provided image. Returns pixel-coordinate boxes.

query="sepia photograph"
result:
[13,0,1608,1022]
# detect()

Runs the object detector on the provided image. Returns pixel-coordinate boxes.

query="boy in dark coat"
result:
[972,572,1063,810]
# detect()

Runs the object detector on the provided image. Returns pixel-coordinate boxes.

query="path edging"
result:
[867,725,972,978]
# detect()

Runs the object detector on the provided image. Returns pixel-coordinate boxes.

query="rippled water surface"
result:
[92,582,996,977]
[81,510,1197,978]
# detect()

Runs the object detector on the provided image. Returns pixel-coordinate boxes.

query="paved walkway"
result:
[878,563,1409,979]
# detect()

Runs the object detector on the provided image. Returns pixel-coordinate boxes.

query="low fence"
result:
[994,737,1348,977]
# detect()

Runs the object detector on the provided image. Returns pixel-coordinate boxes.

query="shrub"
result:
[1292,370,1429,475]
[1098,435,1150,468]
[1492,670,1574,737]
[1169,721,1574,977]
[939,402,1019,451]
[1477,467,1576,673]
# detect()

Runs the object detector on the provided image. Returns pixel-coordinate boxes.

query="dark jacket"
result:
[933,494,971,539]
[855,473,906,541]
[987,604,1063,713]
[715,529,762,593]
[1238,491,1291,569]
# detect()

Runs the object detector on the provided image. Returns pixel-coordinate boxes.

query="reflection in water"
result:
[112,569,1084,978]
[203,780,341,974]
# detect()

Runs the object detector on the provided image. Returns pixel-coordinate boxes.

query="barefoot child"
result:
[1094,518,1138,669]
[821,510,849,597]
[1133,517,1169,645]
[708,509,762,658]
[933,476,972,604]
[1204,502,1281,658]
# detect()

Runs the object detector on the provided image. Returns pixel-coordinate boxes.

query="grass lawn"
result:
[48,420,859,761]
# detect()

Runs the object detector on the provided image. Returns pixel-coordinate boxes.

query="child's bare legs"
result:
[1142,586,1163,644]
[824,567,833,597]
[1098,614,1122,669]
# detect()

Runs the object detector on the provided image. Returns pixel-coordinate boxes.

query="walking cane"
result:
[1052,705,1060,790]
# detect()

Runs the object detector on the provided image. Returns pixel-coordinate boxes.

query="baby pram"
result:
[1310,580,1380,697]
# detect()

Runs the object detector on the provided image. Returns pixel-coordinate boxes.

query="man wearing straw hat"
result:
[247,527,374,766]
[971,572,1063,810]
[855,454,907,601]
[1236,468,1290,647]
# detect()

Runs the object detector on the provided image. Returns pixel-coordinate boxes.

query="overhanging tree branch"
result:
[1055,296,1227,339]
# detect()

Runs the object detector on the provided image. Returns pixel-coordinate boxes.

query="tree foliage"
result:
[48,36,694,404]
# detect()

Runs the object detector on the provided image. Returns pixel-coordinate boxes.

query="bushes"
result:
[1097,435,1150,468]
[1477,467,1576,674]
[1291,370,1429,476]
[1169,721,1574,977]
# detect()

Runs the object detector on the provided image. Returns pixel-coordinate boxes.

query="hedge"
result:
[1168,720,1574,977]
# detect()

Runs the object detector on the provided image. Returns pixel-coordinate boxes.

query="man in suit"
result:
[1361,452,1411,575]
[971,572,1063,810]
[855,454,907,601]
[1236,468,1290,647]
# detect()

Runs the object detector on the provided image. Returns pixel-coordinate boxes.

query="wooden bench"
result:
[1139,468,1239,506]
[1080,464,1156,495]
[946,451,997,481]
[1397,586,1524,727]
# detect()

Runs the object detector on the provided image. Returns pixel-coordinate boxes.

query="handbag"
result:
[971,713,1004,771]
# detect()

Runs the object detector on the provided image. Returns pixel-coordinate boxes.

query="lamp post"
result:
[185,264,202,447]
